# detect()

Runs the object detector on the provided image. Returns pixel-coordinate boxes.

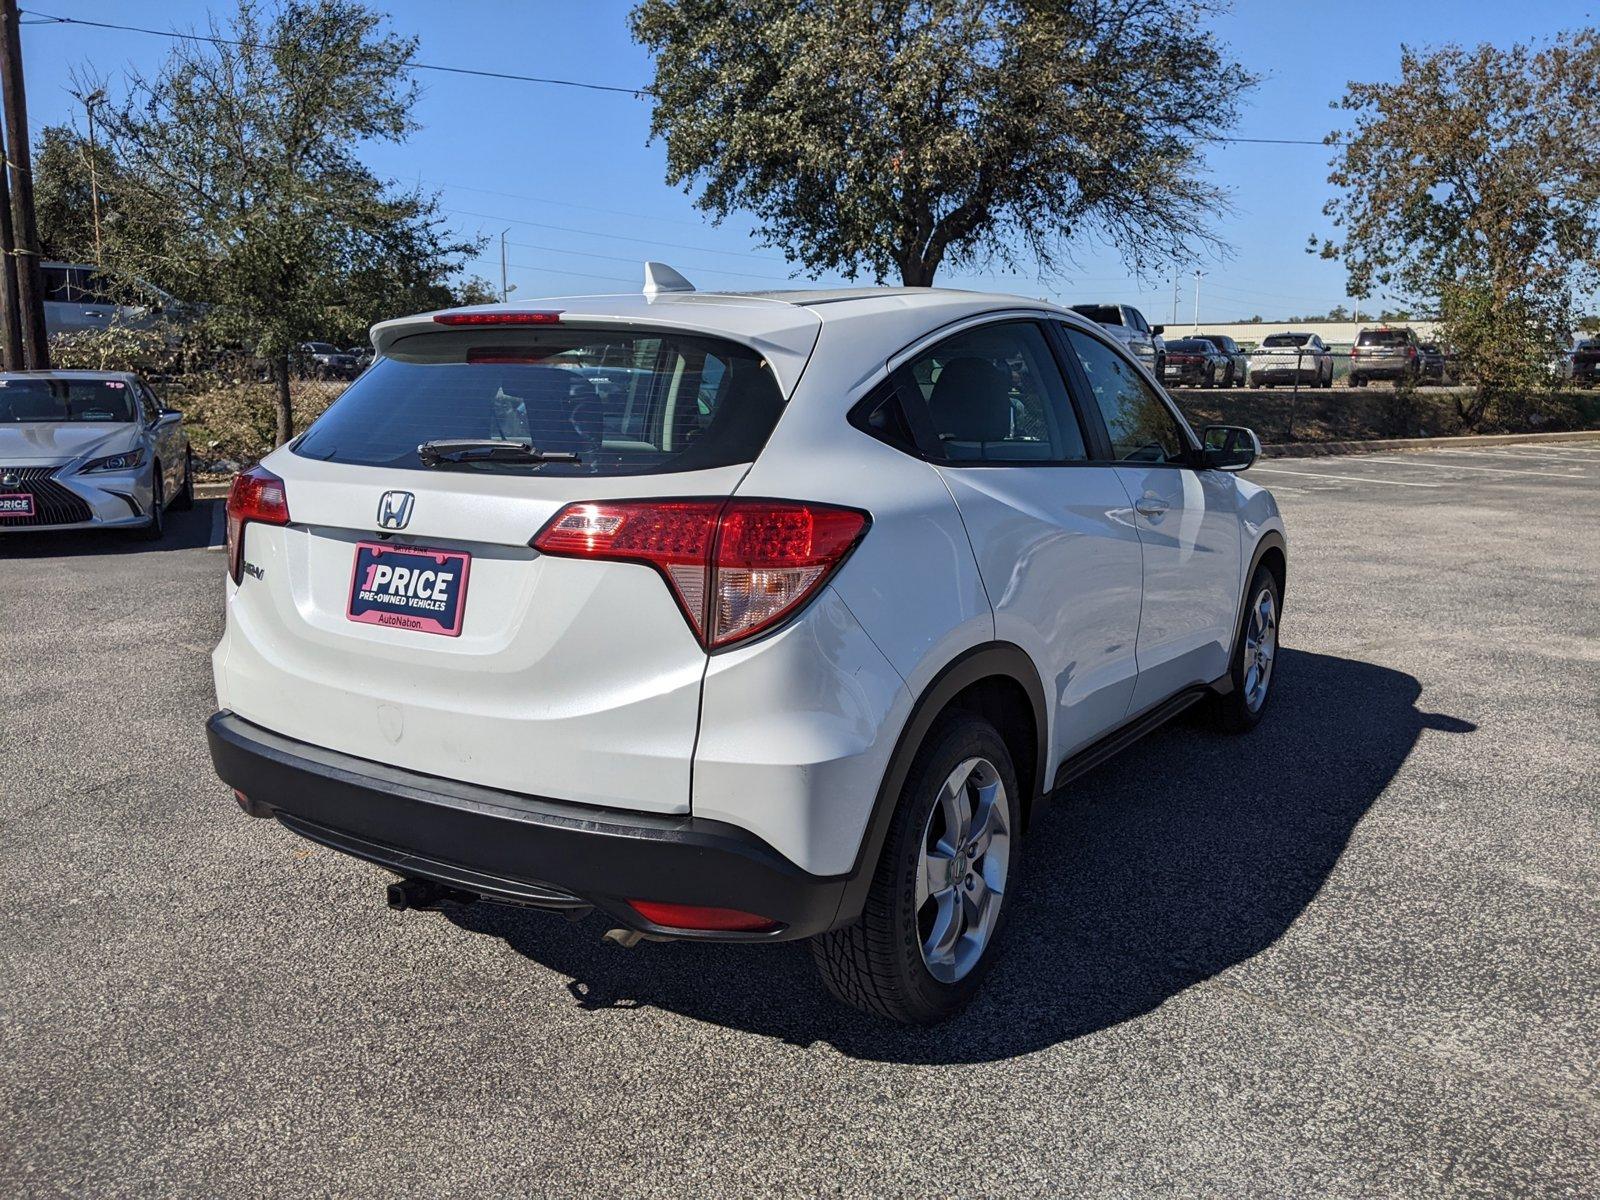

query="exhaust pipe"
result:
[386,877,476,912]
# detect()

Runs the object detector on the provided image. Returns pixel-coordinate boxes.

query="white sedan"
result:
[0,370,193,540]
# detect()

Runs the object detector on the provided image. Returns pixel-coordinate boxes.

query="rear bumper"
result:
[206,711,851,941]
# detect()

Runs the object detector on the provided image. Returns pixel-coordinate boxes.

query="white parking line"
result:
[1251,466,1441,487]
[1432,447,1599,464]
[1358,456,1584,479]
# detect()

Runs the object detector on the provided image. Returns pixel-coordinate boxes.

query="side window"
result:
[42,266,73,303]
[901,321,1086,463]
[1063,328,1190,465]
[137,384,160,425]
[1126,307,1147,334]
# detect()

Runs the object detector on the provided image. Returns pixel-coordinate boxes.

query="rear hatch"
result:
[216,314,813,814]
[1256,335,1314,367]
[1354,330,1413,369]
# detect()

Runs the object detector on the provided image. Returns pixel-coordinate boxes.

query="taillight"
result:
[1407,345,1418,359]
[225,464,290,583]
[532,498,869,650]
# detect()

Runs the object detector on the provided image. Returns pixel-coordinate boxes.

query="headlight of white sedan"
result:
[80,447,146,473]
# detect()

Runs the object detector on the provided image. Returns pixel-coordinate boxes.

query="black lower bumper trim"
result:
[206,711,849,941]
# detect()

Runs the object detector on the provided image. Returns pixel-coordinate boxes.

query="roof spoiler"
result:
[643,261,694,297]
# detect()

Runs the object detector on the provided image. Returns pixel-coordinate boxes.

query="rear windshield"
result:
[1165,339,1212,352]
[0,377,137,423]
[1263,334,1311,348]
[293,328,786,477]
[1069,305,1123,325]
[1358,330,1410,346]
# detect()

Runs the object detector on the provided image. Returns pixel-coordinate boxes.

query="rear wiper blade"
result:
[417,438,580,467]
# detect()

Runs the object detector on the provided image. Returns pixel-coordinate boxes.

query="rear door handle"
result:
[1134,497,1170,519]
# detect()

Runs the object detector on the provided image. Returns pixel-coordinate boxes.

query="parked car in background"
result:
[344,345,376,372]
[1069,303,1166,376]
[1349,327,1421,386]
[0,370,192,540]
[1418,343,1448,384]
[208,276,1287,1025]
[1162,337,1231,388]
[1573,339,1600,387]
[1192,333,1249,387]
[1250,332,1334,388]
[294,342,362,380]
[42,262,181,338]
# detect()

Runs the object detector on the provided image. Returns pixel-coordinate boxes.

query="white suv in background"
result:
[208,271,1287,1024]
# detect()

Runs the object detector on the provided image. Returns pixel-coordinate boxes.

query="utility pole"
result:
[500,228,510,302]
[1192,270,1205,332]
[1172,269,1179,327]
[0,0,48,369]
[78,86,106,266]
[0,118,21,369]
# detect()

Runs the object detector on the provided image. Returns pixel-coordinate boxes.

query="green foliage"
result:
[34,124,112,262]
[1320,31,1600,427]
[88,0,482,443]
[630,0,1256,286]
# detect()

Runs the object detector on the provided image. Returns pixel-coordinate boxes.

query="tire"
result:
[1205,563,1281,734]
[137,466,165,542]
[1351,375,1366,388]
[171,448,195,512]
[811,711,1022,1024]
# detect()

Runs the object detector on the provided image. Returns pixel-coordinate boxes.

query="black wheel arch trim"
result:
[1227,530,1288,678]
[833,640,1048,928]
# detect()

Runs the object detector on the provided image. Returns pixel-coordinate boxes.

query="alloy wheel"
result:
[914,756,1012,983]
[1242,586,1277,712]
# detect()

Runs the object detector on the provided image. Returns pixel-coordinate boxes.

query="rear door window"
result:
[293,327,785,477]
[897,322,1087,464]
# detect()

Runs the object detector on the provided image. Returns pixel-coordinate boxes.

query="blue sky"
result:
[19,0,1595,320]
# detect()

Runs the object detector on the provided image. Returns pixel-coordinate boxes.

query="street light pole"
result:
[1192,270,1205,332]
[79,87,106,266]
[500,228,510,302]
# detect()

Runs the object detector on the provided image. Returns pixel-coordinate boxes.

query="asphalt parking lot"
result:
[2,441,1596,1197]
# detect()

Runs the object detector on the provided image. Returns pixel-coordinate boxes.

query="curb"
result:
[1262,429,1600,458]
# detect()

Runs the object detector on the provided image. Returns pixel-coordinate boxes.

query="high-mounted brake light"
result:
[532,499,869,650]
[432,311,563,326]
[225,464,290,583]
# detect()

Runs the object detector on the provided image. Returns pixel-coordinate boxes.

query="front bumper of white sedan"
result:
[0,461,154,532]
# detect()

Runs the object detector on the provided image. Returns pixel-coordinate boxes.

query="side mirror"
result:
[1200,425,1260,472]
[1151,324,1165,335]
[158,408,184,424]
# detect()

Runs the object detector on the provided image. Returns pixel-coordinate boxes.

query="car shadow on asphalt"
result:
[0,498,223,556]
[443,647,1476,1063]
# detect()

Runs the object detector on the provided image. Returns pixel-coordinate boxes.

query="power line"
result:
[443,205,793,263]
[21,9,648,95]
[25,9,1339,146]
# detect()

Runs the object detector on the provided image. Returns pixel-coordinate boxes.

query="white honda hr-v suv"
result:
[208,267,1286,1024]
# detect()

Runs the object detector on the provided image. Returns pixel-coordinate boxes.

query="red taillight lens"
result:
[627,900,780,933]
[712,501,868,647]
[225,465,290,583]
[532,499,868,650]
[433,311,562,326]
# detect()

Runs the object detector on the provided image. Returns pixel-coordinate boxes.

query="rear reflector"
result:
[532,499,868,650]
[225,464,290,584]
[433,311,562,326]
[627,900,780,933]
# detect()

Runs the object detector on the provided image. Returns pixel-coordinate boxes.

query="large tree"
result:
[1320,31,1600,425]
[630,0,1256,287]
[92,0,481,444]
